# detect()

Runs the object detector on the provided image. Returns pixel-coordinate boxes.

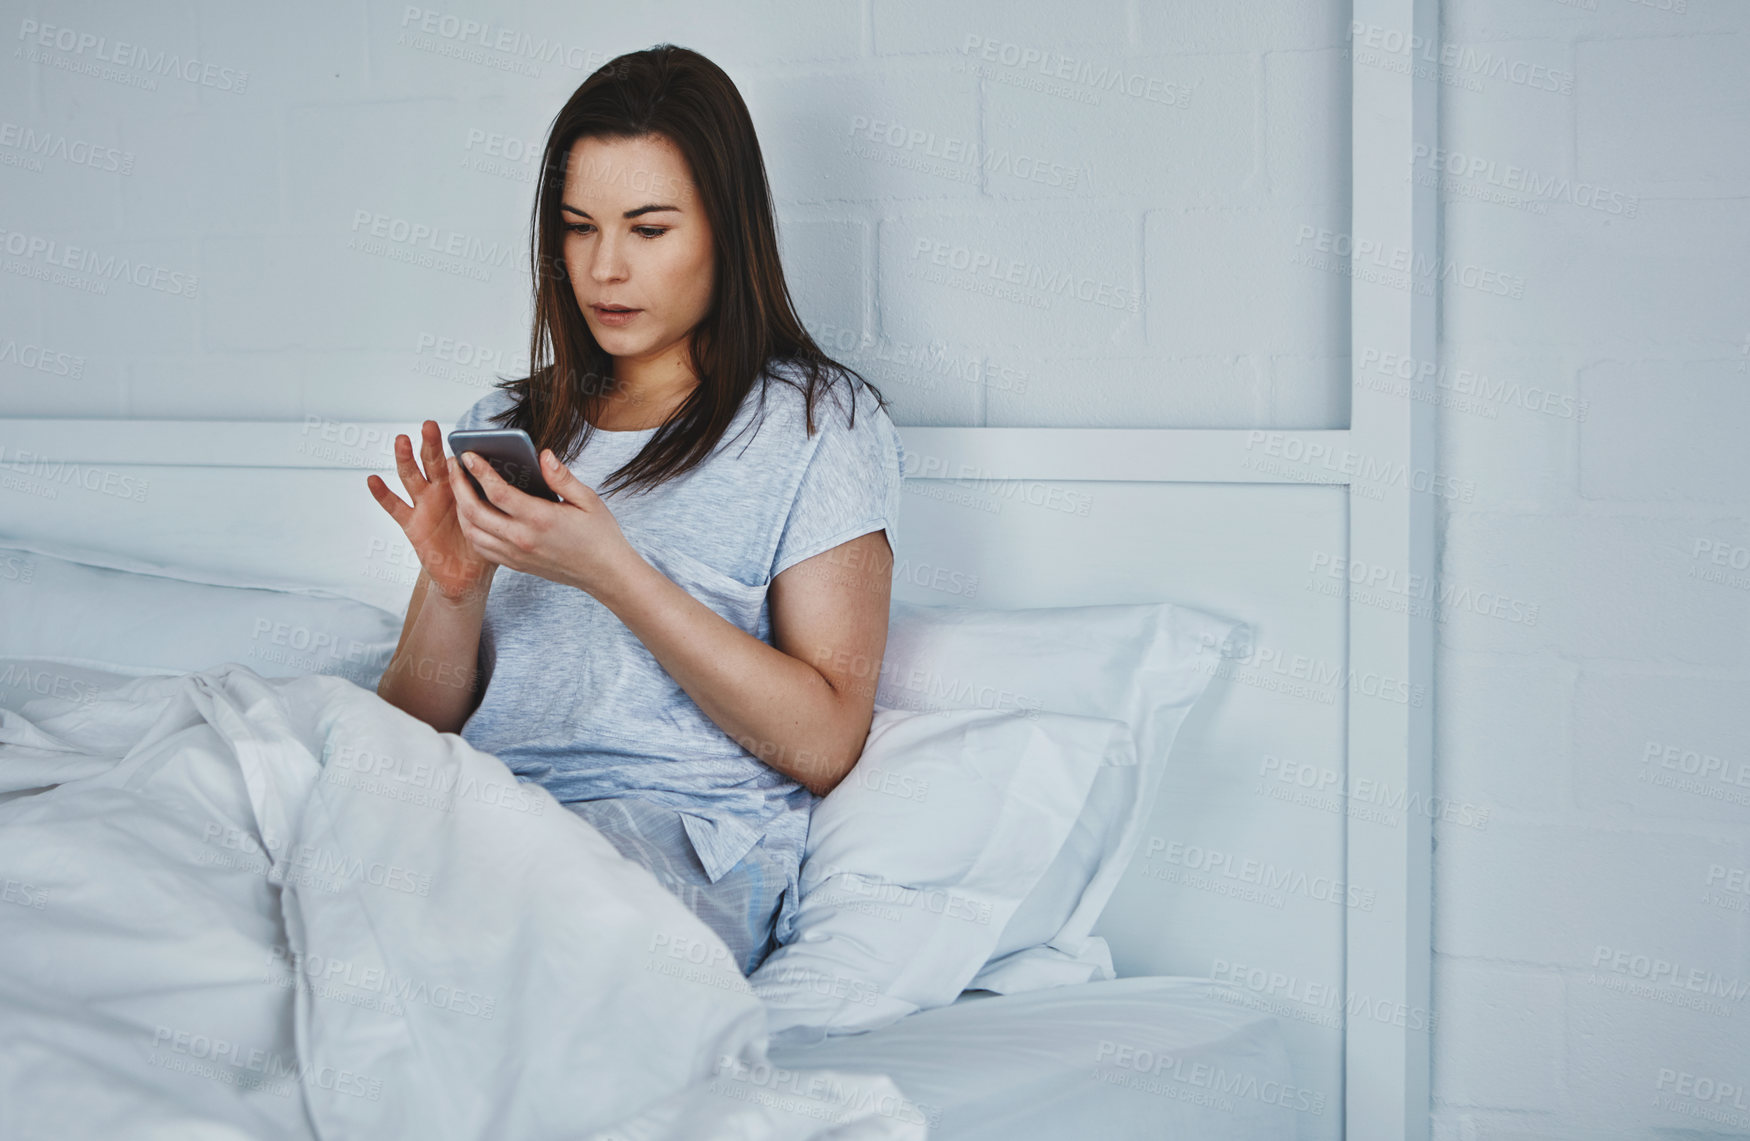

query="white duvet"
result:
[0,663,924,1141]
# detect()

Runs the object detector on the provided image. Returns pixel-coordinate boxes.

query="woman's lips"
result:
[591,304,641,326]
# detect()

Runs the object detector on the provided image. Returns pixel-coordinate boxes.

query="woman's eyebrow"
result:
[561,203,683,220]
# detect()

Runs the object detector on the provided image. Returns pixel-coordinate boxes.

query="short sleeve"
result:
[454,388,511,434]
[771,383,905,579]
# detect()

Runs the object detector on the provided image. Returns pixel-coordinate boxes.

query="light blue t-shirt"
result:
[453,361,906,882]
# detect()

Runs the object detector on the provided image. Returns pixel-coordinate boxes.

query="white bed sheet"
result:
[0,657,140,713]
[769,976,1306,1140]
[0,661,922,1141]
[0,662,1309,1140]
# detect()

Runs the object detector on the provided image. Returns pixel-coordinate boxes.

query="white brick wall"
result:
[1435,2,1750,1138]
[0,0,1350,428]
[3,2,1745,1136]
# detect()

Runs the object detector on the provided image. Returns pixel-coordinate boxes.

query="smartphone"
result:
[446,428,562,507]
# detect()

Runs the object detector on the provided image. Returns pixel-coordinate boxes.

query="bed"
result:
[0,393,1424,1141]
[0,1,1437,1133]
[769,976,1306,1138]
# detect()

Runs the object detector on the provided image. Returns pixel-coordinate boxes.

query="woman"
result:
[366,44,904,976]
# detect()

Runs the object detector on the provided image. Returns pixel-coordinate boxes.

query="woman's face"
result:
[560,133,714,378]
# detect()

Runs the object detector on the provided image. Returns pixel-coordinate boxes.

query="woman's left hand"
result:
[447,448,638,598]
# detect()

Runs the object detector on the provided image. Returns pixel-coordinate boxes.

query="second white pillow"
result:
[750,705,1134,1045]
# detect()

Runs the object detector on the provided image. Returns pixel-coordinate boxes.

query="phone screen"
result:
[447,429,562,506]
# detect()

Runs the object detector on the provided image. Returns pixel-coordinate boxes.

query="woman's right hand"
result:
[367,419,497,604]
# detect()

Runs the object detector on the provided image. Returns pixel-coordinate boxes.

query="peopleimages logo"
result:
[0,226,199,298]
[148,1025,382,1101]
[1292,224,1526,299]
[712,1053,937,1128]
[1256,753,1491,829]
[267,945,497,1021]
[397,7,627,75]
[1411,144,1638,218]
[1245,431,1477,502]
[200,823,435,898]
[1640,740,1750,810]
[324,741,547,816]
[957,35,1194,108]
[16,19,250,93]
[907,237,1141,314]
[0,445,150,502]
[1192,637,1427,708]
[1143,838,1377,911]
[1210,957,1439,1035]
[847,115,1083,190]
[1305,551,1540,627]
[1357,347,1589,422]
[1347,20,1575,95]
[1591,945,1750,1002]
[0,335,85,378]
[0,122,134,176]
[347,210,517,276]
[1093,1039,1326,1115]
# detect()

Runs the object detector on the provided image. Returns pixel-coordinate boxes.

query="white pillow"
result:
[0,545,403,688]
[0,460,420,614]
[749,706,1133,1045]
[873,599,1245,993]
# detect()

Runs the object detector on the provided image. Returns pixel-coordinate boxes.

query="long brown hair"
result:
[479,43,888,498]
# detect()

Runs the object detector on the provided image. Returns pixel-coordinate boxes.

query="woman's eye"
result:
[563,223,664,238]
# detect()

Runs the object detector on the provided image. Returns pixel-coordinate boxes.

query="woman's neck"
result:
[592,368,699,431]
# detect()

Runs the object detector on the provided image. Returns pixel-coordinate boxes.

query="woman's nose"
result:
[589,236,628,282]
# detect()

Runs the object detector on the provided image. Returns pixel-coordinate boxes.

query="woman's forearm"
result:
[591,549,863,796]
[375,568,493,735]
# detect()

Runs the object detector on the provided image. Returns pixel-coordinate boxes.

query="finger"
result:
[445,452,484,521]
[462,451,529,514]
[365,473,414,530]
[419,420,445,485]
[539,449,588,504]
[447,453,484,518]
[454,526,499,571]
[455,498,512,564]
[451,456,510,536]
[393,433,428,501]
[460,457,537,545]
